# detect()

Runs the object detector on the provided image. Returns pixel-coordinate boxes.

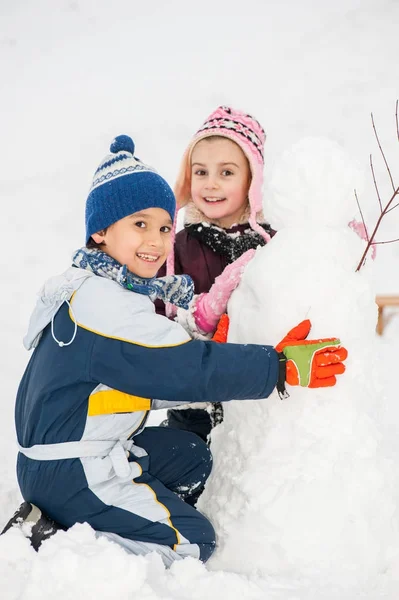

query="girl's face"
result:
[91,208,173,278]
[190,137,251,228]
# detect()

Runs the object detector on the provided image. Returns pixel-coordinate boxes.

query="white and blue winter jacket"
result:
[14,267,279,562]
[17,266,279,449]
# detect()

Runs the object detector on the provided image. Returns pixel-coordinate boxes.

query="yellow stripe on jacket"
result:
[88,389,151,416]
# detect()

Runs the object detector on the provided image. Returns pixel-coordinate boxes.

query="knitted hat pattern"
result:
[85,134,176,243]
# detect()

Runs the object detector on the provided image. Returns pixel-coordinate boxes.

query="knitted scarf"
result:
[73,247,194,309]
[185,222,275,263]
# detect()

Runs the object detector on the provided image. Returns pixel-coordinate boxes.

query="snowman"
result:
[198,138,399,588]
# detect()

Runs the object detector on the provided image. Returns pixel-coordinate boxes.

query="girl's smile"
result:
[203,196,227,203]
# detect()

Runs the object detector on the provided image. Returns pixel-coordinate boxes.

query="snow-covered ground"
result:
[1,1,399,598]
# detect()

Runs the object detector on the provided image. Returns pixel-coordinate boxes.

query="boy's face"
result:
[91,208,173,278]
[190,137,251,228]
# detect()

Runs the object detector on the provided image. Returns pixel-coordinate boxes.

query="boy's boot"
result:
[1,501,66,550]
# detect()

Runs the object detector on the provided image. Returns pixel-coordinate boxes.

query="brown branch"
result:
[356,185,399,271]
[385,201,399,215]
[371,112,396,192]
[369,154,383,213]
[356,104,399,271]
[354,189,369,240]
[373,238,399,245]
[396,99,399,142]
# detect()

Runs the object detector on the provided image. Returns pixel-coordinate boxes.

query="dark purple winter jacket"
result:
[156,223,275,316]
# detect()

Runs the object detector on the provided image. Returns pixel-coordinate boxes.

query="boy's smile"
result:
[190,137,251,228]
[136,252,160,262]
[91,208,173,278]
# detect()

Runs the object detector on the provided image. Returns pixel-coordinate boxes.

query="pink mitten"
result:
[193,249,256,333]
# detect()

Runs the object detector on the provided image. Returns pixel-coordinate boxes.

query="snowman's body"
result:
[198,139,399,586]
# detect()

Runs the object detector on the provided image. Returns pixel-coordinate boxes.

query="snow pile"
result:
[0,522,289,600]
[200,138,399,590]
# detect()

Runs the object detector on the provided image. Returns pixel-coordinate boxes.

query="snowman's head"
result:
[264,137,364,229]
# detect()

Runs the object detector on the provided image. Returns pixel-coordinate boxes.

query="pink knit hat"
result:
[167,106,270,279]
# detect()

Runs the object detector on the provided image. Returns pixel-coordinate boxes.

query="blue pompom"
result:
[110,135,135,155]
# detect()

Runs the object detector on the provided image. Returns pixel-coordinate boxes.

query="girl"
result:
[158,106,275,440]
[2,135,347,566]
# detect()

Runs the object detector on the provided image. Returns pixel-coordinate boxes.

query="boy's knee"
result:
[184,431,213,478]
[173,432,213,502]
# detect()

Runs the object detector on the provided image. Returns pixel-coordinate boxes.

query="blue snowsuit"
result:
[15,266,278,564]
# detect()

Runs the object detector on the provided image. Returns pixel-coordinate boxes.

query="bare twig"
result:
[356,103,399,271]
[386,200,399,215]
[396,99,399,142]
[356,186,399,271]
[371,112,396,192]
[369,154,383,213]
[354,189,370,240]
[373,238,399,245]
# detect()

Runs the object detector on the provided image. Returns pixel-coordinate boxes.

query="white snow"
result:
[199,138,399,595]
[1,1,399,598]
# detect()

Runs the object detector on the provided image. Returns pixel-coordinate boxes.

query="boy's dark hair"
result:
[86,228,108,249]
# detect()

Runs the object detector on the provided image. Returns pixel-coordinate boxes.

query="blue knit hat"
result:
[85,135,176,243]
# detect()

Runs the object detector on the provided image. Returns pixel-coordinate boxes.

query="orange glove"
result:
[212,314,230,343]
[275,319,348,397]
